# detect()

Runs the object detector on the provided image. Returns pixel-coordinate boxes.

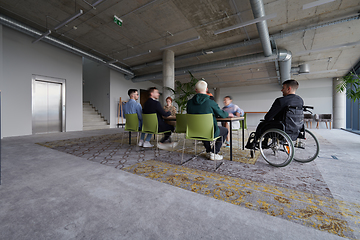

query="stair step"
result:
[83,102,109,130]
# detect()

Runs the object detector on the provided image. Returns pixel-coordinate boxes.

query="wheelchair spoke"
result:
[259,129,294,167]
[294,129,319,163]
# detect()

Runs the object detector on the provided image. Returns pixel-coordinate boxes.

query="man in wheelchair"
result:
[246,79,304,150]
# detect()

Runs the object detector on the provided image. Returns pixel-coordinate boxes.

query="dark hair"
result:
[128,89,138,97]
[148,87,157,96]
[224,95,232,100]
[166,96,173,102]
[282,79,299,90]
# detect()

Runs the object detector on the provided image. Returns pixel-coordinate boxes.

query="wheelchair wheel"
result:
[293,129,319,163]
[259,129,294,167]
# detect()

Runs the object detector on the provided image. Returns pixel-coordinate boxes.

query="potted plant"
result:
[336,72,360,102]
[166,71,198,113]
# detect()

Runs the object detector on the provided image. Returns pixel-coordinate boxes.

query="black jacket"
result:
[143,98,173,132]
[265,94,304,140]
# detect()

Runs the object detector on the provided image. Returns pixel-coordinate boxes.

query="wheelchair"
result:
[248,106,320,167]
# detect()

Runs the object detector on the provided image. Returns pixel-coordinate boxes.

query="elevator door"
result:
[32,81,62,134]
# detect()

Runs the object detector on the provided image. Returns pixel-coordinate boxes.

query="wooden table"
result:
[164,116,245,161]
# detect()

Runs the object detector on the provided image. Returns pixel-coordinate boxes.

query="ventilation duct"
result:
[0,14,134,77]
[131,51,278,82]
[249,0,272,57]
[130,13,360,71]
[291,64,310,74]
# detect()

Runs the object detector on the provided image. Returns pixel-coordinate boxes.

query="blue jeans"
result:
[203,126,228,154]
[140,133,152,142]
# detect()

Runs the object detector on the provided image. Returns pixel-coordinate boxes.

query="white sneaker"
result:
[157,142,174,149]
[138,140,144,147]
[170,142,178,148]
[142,141,153,148]
[210,153,223,161]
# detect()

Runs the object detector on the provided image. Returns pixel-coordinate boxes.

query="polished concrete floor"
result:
[0,128,359,240]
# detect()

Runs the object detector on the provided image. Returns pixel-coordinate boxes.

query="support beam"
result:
[333,77,346,129]
[162,50,175,106]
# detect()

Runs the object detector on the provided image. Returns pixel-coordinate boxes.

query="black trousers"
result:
[159,123,175,143]
[203,126,228,154]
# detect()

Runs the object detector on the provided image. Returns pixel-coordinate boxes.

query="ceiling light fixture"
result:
[295,40,360,55]
[32,30,51,43]
[160,36,200,50]
[214,13,277,35]
[54,10,83,30]
[92,0,105,7]
[295,69,338,75]
[107,59,118,64]
[123,50,151,60]
[303,0,336,10]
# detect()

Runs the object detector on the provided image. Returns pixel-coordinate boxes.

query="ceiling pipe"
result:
[130,12,360,71]
[278,49,292,83]
[249,0,272,57]
[130,51,278,82]
[0,14,134,77]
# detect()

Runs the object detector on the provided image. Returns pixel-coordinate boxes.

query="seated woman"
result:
[163,96,177,116]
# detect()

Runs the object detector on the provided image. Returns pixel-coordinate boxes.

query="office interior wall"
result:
[83,58,110,122]
[0,25,3,138]
[109,70,161,128]
[219,79,333,128]
[0,26,83,137]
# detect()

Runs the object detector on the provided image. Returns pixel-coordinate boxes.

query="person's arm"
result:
[212,101,229,118]
[136,103,143,122]
[156,101,171,117]
[264,98,282,121]
[234,105,244,117]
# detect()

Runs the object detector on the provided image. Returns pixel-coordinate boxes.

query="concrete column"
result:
[214,88,221,105]
[162,50,174,105]
[333,77,346,129]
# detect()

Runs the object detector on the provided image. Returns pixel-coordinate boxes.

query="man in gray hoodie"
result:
[187,80,234,161]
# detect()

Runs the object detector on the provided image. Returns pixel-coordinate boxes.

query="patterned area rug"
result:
[124,160,360,239]
[36,132,360,239]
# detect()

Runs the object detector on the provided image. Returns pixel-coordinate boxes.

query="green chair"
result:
[174,113,187,149]
[239,112,247,129]
[183,114,223,170]
[175,114,187,135]
[142,113,171,150]
[233,113,247,149]
[122,114,140,146]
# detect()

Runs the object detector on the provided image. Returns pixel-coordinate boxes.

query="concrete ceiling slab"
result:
[1,0,360,88]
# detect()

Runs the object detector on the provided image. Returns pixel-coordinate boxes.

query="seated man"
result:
[123,89,153,148]
[222,95,244,147]
[143,87,176,148]
[246,79,304,149]
[187,80,234,161]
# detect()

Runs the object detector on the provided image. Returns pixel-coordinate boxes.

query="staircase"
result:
[83,102,110,131]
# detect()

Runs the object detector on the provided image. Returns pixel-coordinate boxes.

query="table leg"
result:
[230,120,232,161]
[242,119,245,150]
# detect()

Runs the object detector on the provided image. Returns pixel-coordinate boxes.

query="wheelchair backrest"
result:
[283,106,304,141]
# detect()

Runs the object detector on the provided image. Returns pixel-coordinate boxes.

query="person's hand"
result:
[228,113,234,118]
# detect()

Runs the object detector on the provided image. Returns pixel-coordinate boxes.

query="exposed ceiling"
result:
[1,0,360,88]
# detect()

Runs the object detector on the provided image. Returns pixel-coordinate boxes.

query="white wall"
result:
[109,70,161,128]
[83,58,110,122]
[219,79,333,128]
[0,26,83,137]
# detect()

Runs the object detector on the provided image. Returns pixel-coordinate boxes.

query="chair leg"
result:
[310,122,312,129]
[330,122,331,130]
[181,138,186,164]
[316,122,319,129]
[325,122,328,129]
